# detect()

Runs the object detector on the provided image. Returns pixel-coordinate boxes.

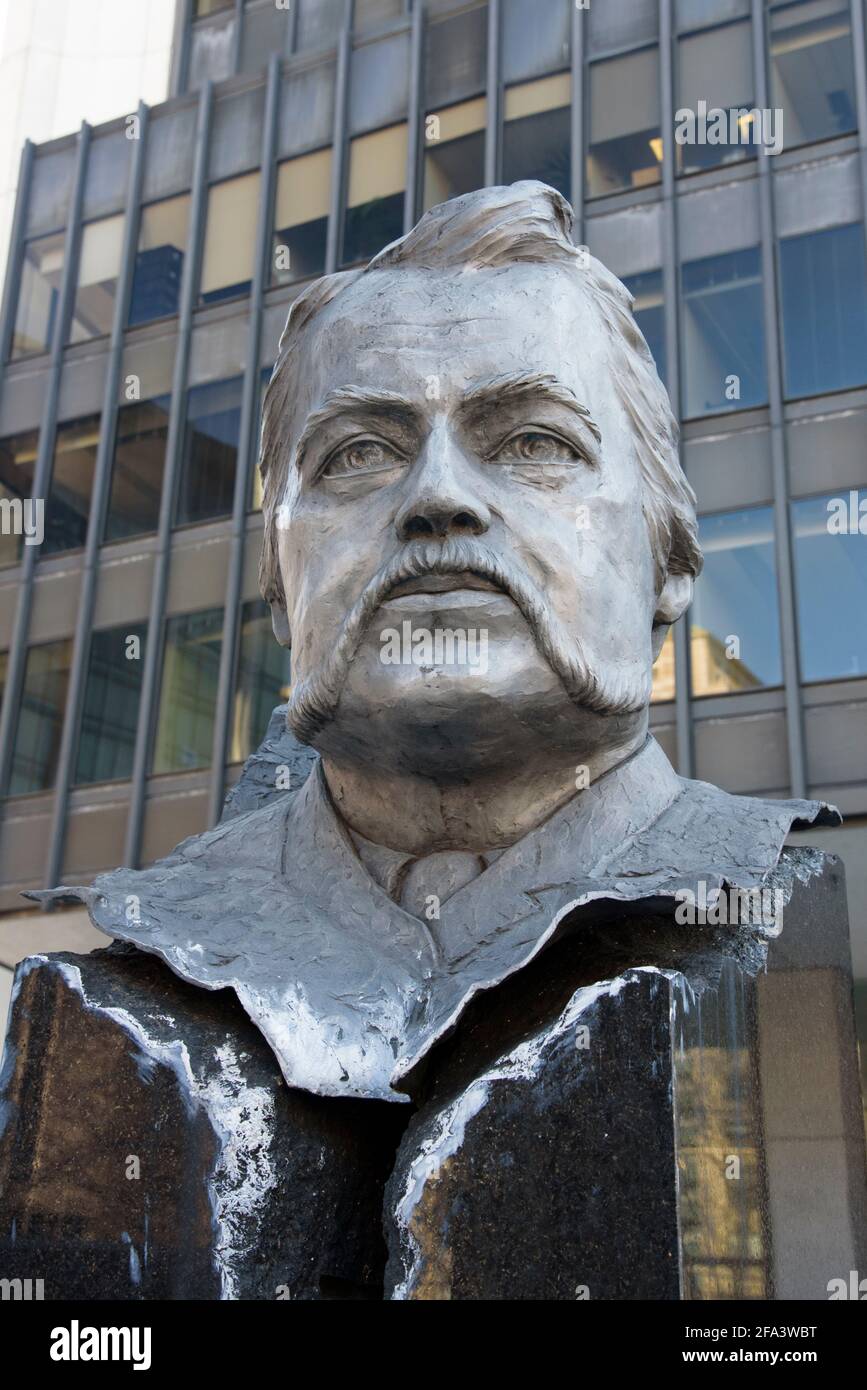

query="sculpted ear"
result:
[270,599,291,648]
[651,571,692,659]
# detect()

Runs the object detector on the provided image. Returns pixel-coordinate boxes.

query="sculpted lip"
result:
[385,569,506,599]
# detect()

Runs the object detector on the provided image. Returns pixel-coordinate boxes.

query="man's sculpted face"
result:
[274,262,665,774]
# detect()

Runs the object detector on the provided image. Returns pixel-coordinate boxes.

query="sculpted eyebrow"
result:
[460,372,602,444]
[294,386,420,468]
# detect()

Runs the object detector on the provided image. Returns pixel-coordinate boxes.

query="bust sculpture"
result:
[3,183,863,1302]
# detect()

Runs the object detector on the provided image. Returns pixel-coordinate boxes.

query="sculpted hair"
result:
[258,180,702,610]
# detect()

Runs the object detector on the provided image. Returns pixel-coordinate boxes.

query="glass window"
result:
[68,214,124,343]
[651,629,675,702]
[297,0,344,50]
[240,1,291,75]
[354,0,403,29]
[622,268,664,389]
[229,599,292,763]
[622,269,666,388]
[690,508,782,696]
[343,123,407,265]
[250,365,272,511]
[676,21,754,175]
[10,232,65,359]
[177,376,242,526]
[194,0,232,14]
[502,74,571,201]
[129,196,190,327]
[769,0,856,149]
[792,492,867,681]
[779,222,867,400]
[272,149,331,286]
[423,98,485,213]
[424,5,488,111]
[587,48,661,199]
[188,10,236,88]
[680,247,767,418]
[42,414,101,556]
[105,395,171,542]
[199,173,260,305]
[9,639,73,794]
[75,623,147,785]
[0,428,39,568]
[152,609,223,774]
[502,0,570,86]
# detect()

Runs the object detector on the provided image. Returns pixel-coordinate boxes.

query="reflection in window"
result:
[193,0,232,14]
[272,149,331,286]
[676,21,754,175]
[651,628,675,702]
[690,508,781,696]
[792,492,867,681]
[502,74,570,200]
[779,222,867,400]
[69,214,124,342]
[423,98,485,213]
[75,623,147,785]
[42,414,101,555]
[623,269,666,388]
[229,600,292,763]
[153,609,223,774]
[199,172,260,305]
[10,232,65,359]
[250,365,273,511]
[105,395,171,542]
[177,376,242,526]
[9,638,73,794]
[129,196,189,326]
[680,247,766,418]
[0,429,39,568]
[587,48,661,198]
[343,124,407,265]
[769,0,856,148]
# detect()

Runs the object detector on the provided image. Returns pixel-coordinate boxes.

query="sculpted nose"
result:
[394,425,491,541]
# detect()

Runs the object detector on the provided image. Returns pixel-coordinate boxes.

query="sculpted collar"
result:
[34,737,837,1103]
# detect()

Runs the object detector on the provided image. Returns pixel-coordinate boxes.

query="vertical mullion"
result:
[403,0,423,234]
[751,0,806,798]
[0,141,34,366]
[570,0,585,246]
[851,0,867,262]
[231,0,245,75]
[44,104,151,891]
[122,81,214,869]
[170,0,194,97]
[484,0,501,187]
[326,11,352,273]
[207,55,281,827]
[0,124,91,800]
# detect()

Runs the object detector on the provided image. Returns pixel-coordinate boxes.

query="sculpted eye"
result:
[493,430,581,464]
[321,438,404,479]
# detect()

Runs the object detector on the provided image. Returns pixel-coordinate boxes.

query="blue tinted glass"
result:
[792,491,867,681]
[176,376,242,526]
[680,246,766,417]
[623,269,666,388]
[502,104,570,200]
[690,507,782,695]
[779,222,867,399]
[75,623,147,785]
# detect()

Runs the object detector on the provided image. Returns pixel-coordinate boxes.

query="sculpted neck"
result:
[320,720,649,856]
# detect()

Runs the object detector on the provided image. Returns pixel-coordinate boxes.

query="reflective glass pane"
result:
[199,173,260,304]
[153,609,223,773]
[680,247,767,418]
[792,492,867,681]
[177,376,242,526]
[42,414,101,555]
[622,269,666,388]
[690,508,782,696]
[129,196,190,327]
[502,0,570,85]
[423,98,485,213]
[105,395,171,542]
[272,149,331,285]
[10,233,65,359]
[425,5,488,110]
[676,21,754,174]
[779,222,867,399]
[0,429,40,568]
[75,623,147,785]
[343,123,407,264]
[651,628,675,702]
[502,74,571,200]
[69,215,124,343]
[229,599,292,763]
[194,0,232,13]
[9,639,73,794]
[587,48,661,198]
[769,0,856,148]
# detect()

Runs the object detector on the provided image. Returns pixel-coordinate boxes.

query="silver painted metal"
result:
[206,56,281,828]
[231,0,244,76]
[122,82,214,869]
[484,0,500,187]
[569,0,584,248]
[0,124,91,800]
[45,104,151,890]
[325,5,352,272]
[403,0,423,233]
[750,0,807,799]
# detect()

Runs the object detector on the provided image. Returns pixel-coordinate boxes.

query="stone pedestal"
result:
[0,850,864,1300]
